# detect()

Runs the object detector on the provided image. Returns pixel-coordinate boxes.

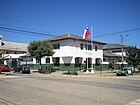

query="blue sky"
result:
[0,0,140,48]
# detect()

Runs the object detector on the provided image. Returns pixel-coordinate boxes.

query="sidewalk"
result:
[0,70,140,78]
[31,70,117,77]
[38,70,140,78]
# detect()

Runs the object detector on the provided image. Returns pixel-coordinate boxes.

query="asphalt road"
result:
[0,73,140,105]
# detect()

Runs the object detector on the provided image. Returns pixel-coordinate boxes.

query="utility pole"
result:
[120,35,124,68]
[0,35,2,46]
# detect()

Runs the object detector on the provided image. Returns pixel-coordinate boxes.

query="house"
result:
[103,44,129,69]
[0,41,29,69]
[31,33,105,71]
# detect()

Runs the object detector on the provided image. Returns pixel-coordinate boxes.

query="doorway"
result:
[85,58,92,69]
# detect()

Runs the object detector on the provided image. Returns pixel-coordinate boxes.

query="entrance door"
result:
[85,58,92,68]
[12,59,17,69]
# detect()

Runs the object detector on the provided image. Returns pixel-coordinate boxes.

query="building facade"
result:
[103,44,128,70]
[0,41,28,69]
[31,34,105,71]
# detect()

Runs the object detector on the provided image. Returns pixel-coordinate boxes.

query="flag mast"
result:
[91,26,94,74]
[83,26,91,73]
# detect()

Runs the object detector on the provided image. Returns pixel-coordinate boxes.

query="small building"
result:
[103,44,129,69]
[0,41,28,69]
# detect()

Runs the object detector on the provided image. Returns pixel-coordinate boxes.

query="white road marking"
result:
[126,99,140,105]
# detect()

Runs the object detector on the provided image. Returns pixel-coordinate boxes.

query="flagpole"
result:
[86,38,89,73]
[83,26,90,73]
[91,26,94,74]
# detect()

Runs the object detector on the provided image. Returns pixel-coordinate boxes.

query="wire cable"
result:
[93,27,140,38]
[0,26,56,37]
[0,25,140,38]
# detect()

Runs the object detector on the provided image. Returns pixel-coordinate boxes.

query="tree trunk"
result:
[39,58,42,67]
[133,65,135,74]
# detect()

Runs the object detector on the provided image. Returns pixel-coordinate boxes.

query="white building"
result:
[32,34,105,71]
[0,41,28,69]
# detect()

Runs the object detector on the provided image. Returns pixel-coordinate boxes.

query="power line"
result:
[0,25,140,39]
[93,27,140,38]
[0,26,56,37]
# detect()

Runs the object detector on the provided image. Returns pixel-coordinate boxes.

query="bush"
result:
[70,71,78,75]
[38,66,52,74]
[62,71,78,75]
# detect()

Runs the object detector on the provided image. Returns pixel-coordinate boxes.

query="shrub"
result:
[62,71,70,75]
[62,71,78,75]
[70,71,78,75]
[38,66,52,74]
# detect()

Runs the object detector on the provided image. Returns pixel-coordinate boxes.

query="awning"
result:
[62,56,73,63]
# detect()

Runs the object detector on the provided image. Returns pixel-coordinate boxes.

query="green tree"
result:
[125,46,140,70]
[28,40,54,66]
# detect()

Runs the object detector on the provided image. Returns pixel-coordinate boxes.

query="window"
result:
[80,43,84,50]
[52,57,60,66]
[75,57,82,67]
[95,58,102,65]
[85,44,92,50]
[53,43,60,49]
[88,45,92,50]
[85,44,88,50]
[95,45,98,51]
[103,58,106,62]
[75,58,79,64]
[46,58,50,63]
[36,58,40,64]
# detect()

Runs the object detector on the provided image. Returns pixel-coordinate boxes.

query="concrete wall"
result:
[32,39,103,65]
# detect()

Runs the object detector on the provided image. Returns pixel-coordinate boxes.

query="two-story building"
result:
[30,33,105,71]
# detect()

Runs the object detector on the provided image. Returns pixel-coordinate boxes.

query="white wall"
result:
[4,53,27,59]
[33,39,104,64]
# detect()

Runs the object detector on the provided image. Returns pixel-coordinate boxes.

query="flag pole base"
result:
[90,69,95,74]
[85,69,90,73]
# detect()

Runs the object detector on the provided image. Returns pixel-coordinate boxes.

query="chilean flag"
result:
[82,26,91,39]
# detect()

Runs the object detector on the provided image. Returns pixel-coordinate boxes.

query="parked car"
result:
[14,65,30,74]
[116,67,134,76]
[0,65,10,72]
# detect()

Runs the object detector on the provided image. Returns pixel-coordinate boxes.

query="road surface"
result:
[0,73,140,105]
